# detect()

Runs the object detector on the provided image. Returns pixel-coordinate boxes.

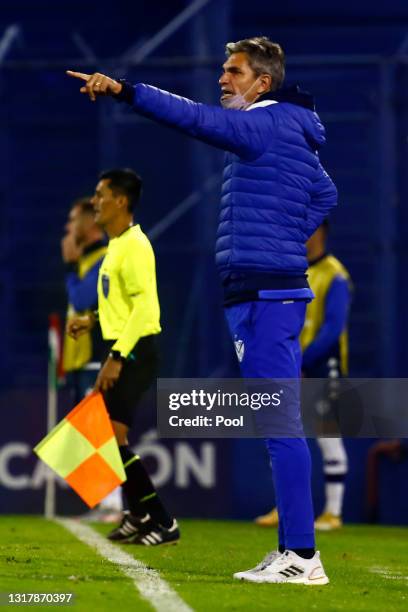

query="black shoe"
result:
[128,518,180,546]
[107,511,151,542]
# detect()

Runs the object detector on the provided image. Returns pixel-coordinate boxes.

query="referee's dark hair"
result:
[99,168,142,213]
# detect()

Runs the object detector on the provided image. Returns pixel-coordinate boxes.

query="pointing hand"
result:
[66,70,122,102]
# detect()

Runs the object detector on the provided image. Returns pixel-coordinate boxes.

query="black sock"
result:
[119,445,172,528]
[119,446,144,516]
[292,548,315,560]
[278,544,285,554]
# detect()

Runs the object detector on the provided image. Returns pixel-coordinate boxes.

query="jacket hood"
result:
[258,85,326,150]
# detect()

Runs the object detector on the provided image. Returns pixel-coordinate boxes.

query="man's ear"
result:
[116,194,128,211]
[258,74,272,94]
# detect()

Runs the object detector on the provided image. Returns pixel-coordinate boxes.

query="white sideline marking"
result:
[370,566,408,581]
[55,518,193,612]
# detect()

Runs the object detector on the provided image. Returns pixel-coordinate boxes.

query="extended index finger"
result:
[66,70,91,82]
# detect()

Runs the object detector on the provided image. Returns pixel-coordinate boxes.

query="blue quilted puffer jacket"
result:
[118,82,337,301]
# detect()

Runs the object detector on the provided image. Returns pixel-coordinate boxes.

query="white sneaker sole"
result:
[300,575,330,585]
[233,572,257,581]
[233,573,330,585]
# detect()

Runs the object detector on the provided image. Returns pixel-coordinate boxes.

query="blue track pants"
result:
[224,300,315,549]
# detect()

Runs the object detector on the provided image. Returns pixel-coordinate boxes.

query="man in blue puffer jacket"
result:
[68,36,336,585]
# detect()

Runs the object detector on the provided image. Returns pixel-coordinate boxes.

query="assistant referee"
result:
[67,168,179,546]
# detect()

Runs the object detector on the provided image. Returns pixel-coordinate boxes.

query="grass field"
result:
[1,516,407,611]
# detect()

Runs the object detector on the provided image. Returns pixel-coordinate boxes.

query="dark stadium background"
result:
[1,0,408,523]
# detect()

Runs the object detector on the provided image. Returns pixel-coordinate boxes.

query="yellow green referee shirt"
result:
[97,224,161,357]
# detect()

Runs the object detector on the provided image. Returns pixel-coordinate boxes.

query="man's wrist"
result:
[112,79,134,105]
[109,350,126,363]
[86,311,97,328]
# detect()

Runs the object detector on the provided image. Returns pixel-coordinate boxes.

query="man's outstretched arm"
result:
[66,70,271,159]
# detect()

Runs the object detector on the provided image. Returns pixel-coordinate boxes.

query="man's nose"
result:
[219,73,228,86]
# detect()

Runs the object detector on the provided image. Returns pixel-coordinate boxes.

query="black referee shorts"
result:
[102,335,159,428]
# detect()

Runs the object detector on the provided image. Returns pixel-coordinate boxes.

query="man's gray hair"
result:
[225,36,285,91]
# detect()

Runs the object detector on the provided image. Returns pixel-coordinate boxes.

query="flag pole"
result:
[45,314,61,518]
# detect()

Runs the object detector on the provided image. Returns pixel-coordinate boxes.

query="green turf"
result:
[0,516,151,611]
[1,517,408,611]
[95,520,408,612]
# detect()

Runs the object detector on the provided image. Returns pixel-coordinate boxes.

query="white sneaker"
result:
[235,550,329,585]
[233,550,281,580]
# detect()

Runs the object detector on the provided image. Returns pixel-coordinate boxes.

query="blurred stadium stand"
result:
[1,0,408,522]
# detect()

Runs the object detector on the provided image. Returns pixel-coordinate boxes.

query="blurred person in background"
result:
[67,35,336,583]
[256,221,352,531]
[62,197,122,522]
[67,169,179,546]
[62,198,106,401]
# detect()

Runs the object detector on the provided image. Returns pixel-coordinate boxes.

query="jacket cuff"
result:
[113,80,135,105]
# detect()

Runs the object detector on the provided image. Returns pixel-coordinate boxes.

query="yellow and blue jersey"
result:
[300,253,351,377]
[63,241,107,371]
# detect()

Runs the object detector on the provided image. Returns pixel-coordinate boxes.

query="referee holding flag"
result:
[68,168,179,546]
